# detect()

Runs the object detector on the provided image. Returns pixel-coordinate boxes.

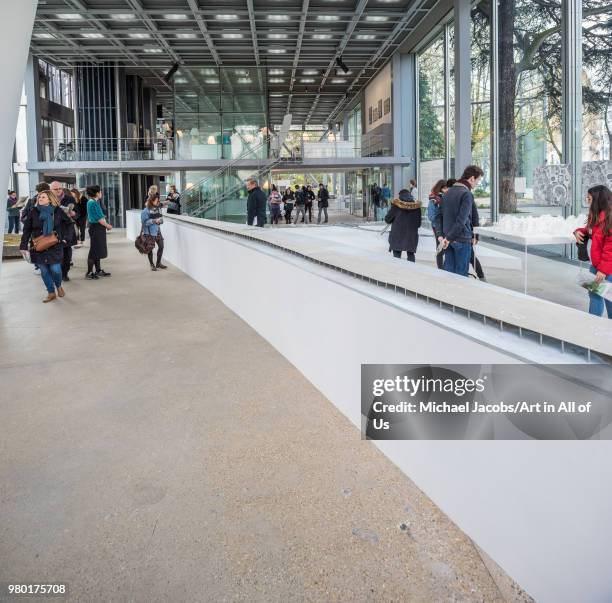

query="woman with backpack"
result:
[574,185,612,318]
[385,189,422,262]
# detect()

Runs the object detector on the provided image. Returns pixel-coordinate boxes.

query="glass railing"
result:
[278,131,392,159]
[42,138,174,162]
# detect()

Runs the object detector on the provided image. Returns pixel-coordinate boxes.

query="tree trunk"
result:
[498,0,518,214]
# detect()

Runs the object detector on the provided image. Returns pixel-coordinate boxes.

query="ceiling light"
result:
[331,78,346,84]
[335,56,349,73]
[215,14,238,20]
[112,13,136,20]
[268,14,289,20]
[365,15,389,21]
[269,69,285,75]
[200,68,216,75]
[176,32,197,39]
[129,32,150,39]
[269,78,284,83]
[222,33,243,39]
[57,13,83,20]
[270,93,284,97]
[33,33,55,39]
[303,69,318,75]
[356,34,376,40]
[144,47,163,53]
[174,78,188,84]
[312,34,332,39]
[205,79,220,84]
[267,33,287,39]
[166,14,188,19]
[301,78,315,83]
[238,78,252,84]
[235,69,248,75]
[317,15,339,21]
[82,32,104,39]
[268,48,286,53]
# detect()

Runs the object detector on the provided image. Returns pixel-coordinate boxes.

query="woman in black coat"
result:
[385,189,422,262]
[20,190,73,302]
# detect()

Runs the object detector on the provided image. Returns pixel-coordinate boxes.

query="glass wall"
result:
[173,67,268,161]
[38,59,73,109]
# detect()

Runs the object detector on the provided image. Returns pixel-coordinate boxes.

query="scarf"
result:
[38,204,55,235]
[458,178,472,190]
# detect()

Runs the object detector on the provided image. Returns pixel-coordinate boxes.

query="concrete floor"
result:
[0,233,528,602]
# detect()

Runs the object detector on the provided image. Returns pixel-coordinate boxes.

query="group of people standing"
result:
[19,181,112,302]
[246,181,330,227]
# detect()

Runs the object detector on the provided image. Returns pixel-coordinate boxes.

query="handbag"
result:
[32,232,59,252]
[135,225,156,254]
[167,200,179,212]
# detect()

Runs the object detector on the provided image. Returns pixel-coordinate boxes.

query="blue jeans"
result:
[443,241,472,276]
[588,265,612,318]
[8,216,20,233]
[38,263,62,294]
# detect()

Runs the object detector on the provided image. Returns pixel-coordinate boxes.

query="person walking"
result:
[409,179,419,202]
[574,185,612,318]
[282,186,294,224]
[246,178,267,227]
[50,181,77,281]
[305,185,315,223]
[469,200,486,280]
[165,184,181,215]
[317,183,330,224]
[6,191,20,234]
[434,165,484,276]
[371,183,381,221]
[385,189,422,262]
[141,195,167,271]
[427,179,448,269]
[85,185,112,280]
[70,188,87,246]
[19,190,72,303]
[268,184,282,225]
[293,186,308,224]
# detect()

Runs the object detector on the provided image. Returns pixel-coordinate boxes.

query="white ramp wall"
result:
[126,211,612,603]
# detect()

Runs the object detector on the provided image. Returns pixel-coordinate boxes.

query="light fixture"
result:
[331,78,346,84]
[267,33,287,39]
[82,32,104,39]
[234,69,248,75]
[356,34,376,40]
[200,68,216,75]
[215,14,238,20]
[269,69,285,75]
[335,56,349,73]
[129,32,150,39]
[222,33,243,38]
[268,14,289,20]
[57,13,83,20]
[268,48,286,53]
[270,93,284,97]
[205,79,220,84]
[301,78,315,83]
[269,78,284,83]
[174,78,188,84]
[238,78,252,84]
[312,34,332,39]
[207,136,216,144]
[176,32,197,39]
[166,14,188,19]
[111,13,136,20]
[186,182,194,188]
[33,33,55,39]
[144,47,163,53]
[317,15,339,21]
[303,69,318,75]
[365,15,389,21]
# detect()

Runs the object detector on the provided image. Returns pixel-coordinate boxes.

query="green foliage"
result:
[418,72,445,160]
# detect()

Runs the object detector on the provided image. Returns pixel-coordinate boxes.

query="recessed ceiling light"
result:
[184,93,198,97]
[222,33,243,39]
[269,69,285,75]
[33,33,55,39]
[331,78,346,84]
[176,32,197,39]
[143,47,163,53]
[303,69,318,75]
[129,32,150,39]
[82,32,104,39]
[174,78,188,84]
[166,14,188,19]
[238,78,252,84]
[365,15,389,21]
[268,48,286,53]
[270,93,284,97]
[267,33,287,39]
[58,13,83,20]
[235,69,248,75]
[112,13,136,20]
[215,14,238,20]
[205,79,220,84]
[269,78,284,83]
[312,34,332,39]
[356,34,376,40]
[268,14,289,21]
[301,78,315,83]
[200,68,217,75]
[317,15,339,21]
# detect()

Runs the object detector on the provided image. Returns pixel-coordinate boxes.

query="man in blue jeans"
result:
[434,165,484,276]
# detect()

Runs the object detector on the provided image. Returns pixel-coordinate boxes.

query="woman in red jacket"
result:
[574,185,612,318]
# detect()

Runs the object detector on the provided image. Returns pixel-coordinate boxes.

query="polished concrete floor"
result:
[0,233,528,602]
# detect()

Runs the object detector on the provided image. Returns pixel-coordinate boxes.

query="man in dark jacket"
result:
[434,165,484,276]
[246,178,267,227]
[317,183,329,224]
[51,181,77,280]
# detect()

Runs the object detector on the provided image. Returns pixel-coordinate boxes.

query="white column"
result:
[454,0,472,174]
[0,0,37,273]
[392,52,416,194]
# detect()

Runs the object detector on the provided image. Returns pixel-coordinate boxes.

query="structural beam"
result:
[453,0,472,174]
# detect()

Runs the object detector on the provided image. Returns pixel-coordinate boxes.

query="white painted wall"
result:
[365,63,392,133]
[126,211,612,603]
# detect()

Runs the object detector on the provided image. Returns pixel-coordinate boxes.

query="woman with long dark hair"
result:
[574,184,612,318]
[428,179,448,269]
[141,194,166,271]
